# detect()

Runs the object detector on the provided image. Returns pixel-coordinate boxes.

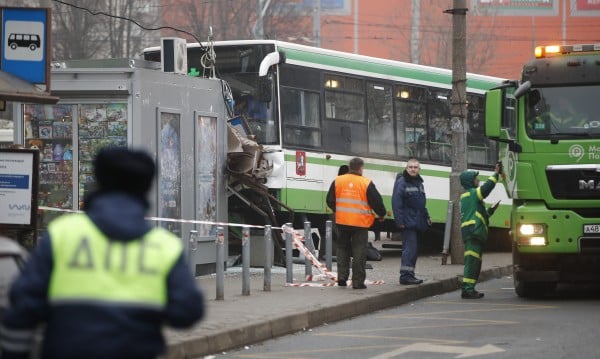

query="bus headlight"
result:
[517,224,547,246]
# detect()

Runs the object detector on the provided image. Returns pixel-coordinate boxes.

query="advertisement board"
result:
[473,0,558,15]
[0,149,39,227]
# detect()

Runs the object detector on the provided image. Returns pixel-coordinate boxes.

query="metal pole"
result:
[353,0,359,54]
[445,0,468,265]
[264,225,272,291]
[304,221,314,277]
[188,230,198,275]
[410,0,420,63]
[242,226,250,296]
[313,0,321,47]
[562,0,566,45]
[215,226,225,300]
[441,201,453,265]
[285,222,293,284]
[325,220,333,271]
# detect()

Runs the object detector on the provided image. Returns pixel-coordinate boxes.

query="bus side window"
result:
[366,82,394,155]
[394,85,427,159]
[323,74,367,154]
[281,87,321,148]
[467,94,495,165]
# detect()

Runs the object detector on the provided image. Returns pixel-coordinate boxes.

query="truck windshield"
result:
[525,85,600,139]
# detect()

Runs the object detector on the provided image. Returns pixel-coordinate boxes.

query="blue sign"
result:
[1,8,47,84]
[0,174,29,189]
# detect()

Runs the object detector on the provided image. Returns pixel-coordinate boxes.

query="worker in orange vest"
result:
[326,157,386,289]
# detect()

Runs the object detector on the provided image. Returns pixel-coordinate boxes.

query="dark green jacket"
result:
[459,171,499,242]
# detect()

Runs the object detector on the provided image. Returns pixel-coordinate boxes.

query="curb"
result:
[167,265,513,358]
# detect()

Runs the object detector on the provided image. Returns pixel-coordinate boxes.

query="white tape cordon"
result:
[39,207,385,287]
[38,206,274,230]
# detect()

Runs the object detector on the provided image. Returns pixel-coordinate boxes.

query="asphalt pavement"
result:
[163,238,513,359]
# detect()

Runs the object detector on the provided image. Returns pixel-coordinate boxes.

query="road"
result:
[216,276,600,359]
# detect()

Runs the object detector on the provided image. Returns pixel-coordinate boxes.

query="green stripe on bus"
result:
[283,154,449,178]
[279,46,499,91]
[281,188,509,228]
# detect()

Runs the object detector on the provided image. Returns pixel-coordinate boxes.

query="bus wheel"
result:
[514,278,555,298]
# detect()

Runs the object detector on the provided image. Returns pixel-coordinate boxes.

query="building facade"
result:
[160,0,600,79]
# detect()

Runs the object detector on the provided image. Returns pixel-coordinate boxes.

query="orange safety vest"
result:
[334,174,375,228]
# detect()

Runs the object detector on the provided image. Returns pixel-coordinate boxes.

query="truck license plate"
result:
[583,224,600,234]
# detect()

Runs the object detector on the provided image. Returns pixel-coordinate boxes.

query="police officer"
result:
[459,163,502,299]
[0,147,204,359]
[326,157,386,289]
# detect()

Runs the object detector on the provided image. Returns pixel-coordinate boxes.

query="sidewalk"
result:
[163,241,512,359]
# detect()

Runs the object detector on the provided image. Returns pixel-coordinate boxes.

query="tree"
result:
[52,0,106,59]
[105,0,160,58]
[51,0,161,60]
[412,0,499,73]
[159,0,311,43]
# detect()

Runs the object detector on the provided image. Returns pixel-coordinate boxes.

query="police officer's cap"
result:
[94,147,155,198]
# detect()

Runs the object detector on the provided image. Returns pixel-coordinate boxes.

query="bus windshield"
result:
[144,43,279,145]
[209,44,278,145]
[225,72,277,145]
[525,85,600,139]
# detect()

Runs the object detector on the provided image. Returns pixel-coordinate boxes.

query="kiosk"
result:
[13,58,228,275]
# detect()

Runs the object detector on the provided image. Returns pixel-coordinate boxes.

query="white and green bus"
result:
[143,40,510,242]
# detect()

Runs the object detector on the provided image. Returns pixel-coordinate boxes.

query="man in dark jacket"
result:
[392,158,431,285]
[459,163,502,299]
[326,157,386,289]
[0,147,205,359]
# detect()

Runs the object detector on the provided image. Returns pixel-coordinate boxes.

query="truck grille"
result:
[546,165,600,200]
[580,237,600,254]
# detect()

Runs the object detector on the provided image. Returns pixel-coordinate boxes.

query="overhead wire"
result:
[51,0,206,50]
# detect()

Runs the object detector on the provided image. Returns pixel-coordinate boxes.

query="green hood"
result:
[460,170,479,189]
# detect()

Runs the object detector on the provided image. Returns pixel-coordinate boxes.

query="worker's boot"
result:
[461,290,484,299]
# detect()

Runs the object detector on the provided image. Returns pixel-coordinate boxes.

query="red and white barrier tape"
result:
[282,225,384,287]
[39,207,385,287]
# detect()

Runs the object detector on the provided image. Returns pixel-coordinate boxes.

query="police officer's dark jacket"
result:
[392,171,430,232]
[0,193,205,359]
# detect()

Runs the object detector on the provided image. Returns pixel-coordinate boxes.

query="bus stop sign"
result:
[1,7,49,85]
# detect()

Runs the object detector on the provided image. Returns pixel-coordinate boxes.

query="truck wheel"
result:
[514,278,555,298]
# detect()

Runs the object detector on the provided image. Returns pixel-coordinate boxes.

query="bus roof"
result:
[143,39,505,94]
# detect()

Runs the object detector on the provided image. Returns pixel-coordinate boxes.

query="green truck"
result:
[485,44,600,297]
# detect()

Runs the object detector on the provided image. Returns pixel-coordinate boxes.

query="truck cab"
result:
[485,44,600,297]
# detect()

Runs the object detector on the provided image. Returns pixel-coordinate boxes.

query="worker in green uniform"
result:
[459,162,502,299]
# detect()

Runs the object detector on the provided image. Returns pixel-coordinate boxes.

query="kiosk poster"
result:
[158,112,182,237]
[0,150,38,226]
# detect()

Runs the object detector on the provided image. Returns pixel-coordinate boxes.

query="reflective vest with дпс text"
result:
[47,214,182,309]
[335,173,375,228]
